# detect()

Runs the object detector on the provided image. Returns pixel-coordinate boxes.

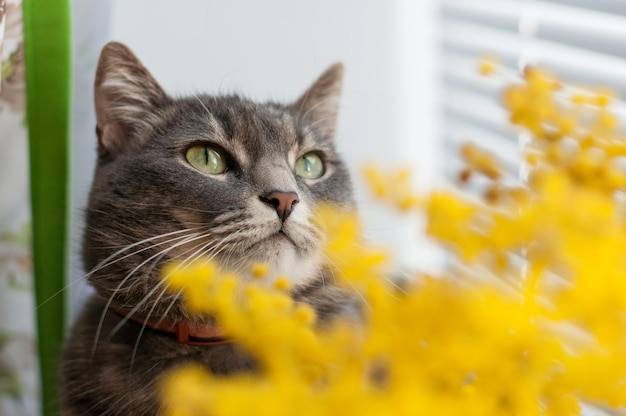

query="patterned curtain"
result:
[1,0,75,414]
[0,1,39,415]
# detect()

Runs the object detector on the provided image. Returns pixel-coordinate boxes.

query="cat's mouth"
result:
[211,221,322,286]
[267,229,297,246]
[230,218,318,257]
[255,222,311,252]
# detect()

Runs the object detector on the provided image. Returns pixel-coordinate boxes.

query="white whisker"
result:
[106,280,167,341]
[91,232,203,357]
[37,227,206,310]
[130,283,171,370]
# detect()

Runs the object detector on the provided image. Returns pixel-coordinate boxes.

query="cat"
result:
[59,42,358,416]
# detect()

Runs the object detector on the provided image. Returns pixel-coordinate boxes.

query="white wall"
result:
[70,0,112,317]
[71,0,441,315]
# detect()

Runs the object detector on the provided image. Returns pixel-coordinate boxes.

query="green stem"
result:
[22,0,71,414]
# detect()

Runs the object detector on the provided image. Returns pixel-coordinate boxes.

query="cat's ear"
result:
[94,42,170,155]
[294,62,344,141]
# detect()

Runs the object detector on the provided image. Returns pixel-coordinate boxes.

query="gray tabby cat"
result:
[59,42,357,416]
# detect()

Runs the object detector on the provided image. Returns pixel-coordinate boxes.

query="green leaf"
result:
[22,0,71,414]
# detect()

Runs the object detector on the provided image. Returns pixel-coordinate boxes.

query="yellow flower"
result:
[159,59,626,415]
[363,165,422,211]
[478,56,499,77]
[250,262,270,279]
[460,143,502,180]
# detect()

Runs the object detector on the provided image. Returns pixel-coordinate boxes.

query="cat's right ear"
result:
[94,42,170,156]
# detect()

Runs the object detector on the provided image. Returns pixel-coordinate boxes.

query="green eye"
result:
[295,153,324,179]
[186,145,227,174]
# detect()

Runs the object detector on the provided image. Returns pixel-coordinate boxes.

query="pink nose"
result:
[261,191,299,222]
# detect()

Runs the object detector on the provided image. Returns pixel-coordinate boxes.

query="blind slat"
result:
[443,20,626,94]
[443,87,511,132]
[444,0,626,41]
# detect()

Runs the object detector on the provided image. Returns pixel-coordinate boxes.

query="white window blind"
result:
[440,0,626,185]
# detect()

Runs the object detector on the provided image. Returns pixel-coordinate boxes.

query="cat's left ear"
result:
[294,62,344,141]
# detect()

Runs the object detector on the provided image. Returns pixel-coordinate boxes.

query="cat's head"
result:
[84,42,353,317]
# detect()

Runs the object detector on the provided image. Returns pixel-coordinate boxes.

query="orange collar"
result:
[114,307,233,346]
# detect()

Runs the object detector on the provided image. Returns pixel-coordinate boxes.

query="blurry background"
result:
[70,0,443,316]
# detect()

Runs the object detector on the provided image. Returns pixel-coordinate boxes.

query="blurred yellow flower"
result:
[478,56,499,77]
[160,61,626,415]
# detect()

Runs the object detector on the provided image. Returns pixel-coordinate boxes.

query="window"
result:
[440,0,626,187]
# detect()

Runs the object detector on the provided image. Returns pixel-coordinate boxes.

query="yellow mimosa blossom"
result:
[478,55,499,77]
[460,143,503,180]
[160,60,626,415]
[250,262,270,279]
[363,165,421,211]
